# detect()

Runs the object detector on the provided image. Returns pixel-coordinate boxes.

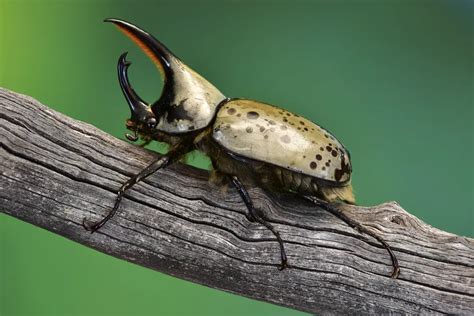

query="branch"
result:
[1,87,473,315]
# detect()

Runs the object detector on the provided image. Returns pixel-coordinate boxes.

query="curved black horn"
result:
[106,18,225,133]
[117,52,149,121]
[106,18,174,84]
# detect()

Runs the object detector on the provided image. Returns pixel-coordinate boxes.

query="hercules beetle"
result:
[83,18,400,278]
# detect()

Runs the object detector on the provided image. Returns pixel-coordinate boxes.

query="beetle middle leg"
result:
[230,175,288,270]
[83,142,190,233]
[304,196,400,278]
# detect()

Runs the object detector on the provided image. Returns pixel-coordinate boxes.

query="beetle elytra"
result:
[83,18,399,278]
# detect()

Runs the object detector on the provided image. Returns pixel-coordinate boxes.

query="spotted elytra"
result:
[83,18,400,278]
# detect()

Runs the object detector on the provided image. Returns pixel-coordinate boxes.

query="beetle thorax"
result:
[154,60,226,134]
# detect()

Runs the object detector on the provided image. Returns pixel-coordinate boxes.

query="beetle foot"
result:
[390,266,401,279]
[278,258,289,271]
[245,213,257,223]
[82,217,103,233]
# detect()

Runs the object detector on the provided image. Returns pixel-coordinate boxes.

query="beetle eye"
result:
[147,117,157,129]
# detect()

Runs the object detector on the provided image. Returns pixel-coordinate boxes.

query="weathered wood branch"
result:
[1,87,473,315]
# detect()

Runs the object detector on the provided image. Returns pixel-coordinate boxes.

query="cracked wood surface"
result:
[1,87,473,315]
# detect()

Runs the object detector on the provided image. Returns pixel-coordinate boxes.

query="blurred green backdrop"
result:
[0,0,472,315]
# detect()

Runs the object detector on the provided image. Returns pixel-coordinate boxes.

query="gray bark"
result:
[1,87,473,315]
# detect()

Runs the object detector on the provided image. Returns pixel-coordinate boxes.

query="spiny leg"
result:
[304,196,400,278]
[230,175,288,270]
[83,140,192,233]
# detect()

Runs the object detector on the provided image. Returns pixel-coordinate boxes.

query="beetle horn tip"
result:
[119,52,131,66]
[104,18,118,23]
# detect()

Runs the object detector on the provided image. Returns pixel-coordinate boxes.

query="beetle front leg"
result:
[83,144,188,233]
[303,196,400,278]
[139,138,152,148]
[230,175,288,270]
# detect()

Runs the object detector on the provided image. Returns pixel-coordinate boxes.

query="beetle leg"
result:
[139,138,152,147]
[229,176,257,223]
[230,175,288,270]
[83,143,189,233]
[303,196,400,279]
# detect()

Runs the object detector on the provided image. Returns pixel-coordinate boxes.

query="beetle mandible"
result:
[83,18,400,278]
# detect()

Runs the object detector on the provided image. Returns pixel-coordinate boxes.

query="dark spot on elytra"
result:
[331,150,338,157]
[246,127,253,133]
[297,127,301,130]
[264,135,269,139]
[283,118,288,122]
[269,120,276,125]
[289,122,295,126]
[227,108,236,115]
[325,162,330,167]
[237,113,242,117]
[310,161,317,169]
[247,111,259,119]
[303,155,306,158]
[280,135,291,143]
[280,125,287,130]
[322,166,326,170]
[320,147,324,151]
[299,121,305,125]
[259,126,265,132]
[324,134,329,138]
[326,146,332,151]
[304,127,308,131]
[286,113,291,116]
[316,154,322,160]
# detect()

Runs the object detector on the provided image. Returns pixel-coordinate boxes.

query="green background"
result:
[1,0,472,315]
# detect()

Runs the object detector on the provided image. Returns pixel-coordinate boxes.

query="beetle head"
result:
[106,18,225,135]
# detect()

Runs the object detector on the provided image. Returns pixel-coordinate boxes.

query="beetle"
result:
[83,18,400,278]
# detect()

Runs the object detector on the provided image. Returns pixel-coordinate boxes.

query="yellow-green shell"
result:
[212,99,351,184]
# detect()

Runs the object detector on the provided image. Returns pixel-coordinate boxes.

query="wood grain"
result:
[1,87,473,315]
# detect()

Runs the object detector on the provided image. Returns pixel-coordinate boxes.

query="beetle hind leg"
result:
[230,175,288,270]
[304,196,400,278]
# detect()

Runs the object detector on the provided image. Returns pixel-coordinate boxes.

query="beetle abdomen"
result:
[212,99,352,184]
[198,135,355,203]
[195,129,355,203]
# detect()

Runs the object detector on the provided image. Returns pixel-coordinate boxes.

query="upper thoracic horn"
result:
[105,18,226,133]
